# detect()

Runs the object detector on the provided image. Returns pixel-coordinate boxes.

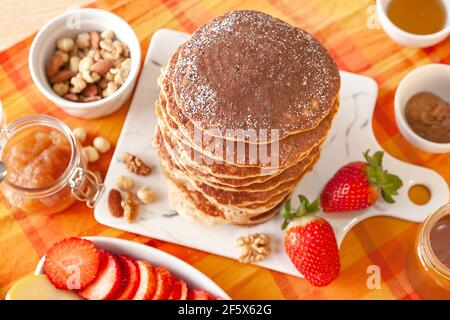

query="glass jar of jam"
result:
[0,115,104,215]
[407,203,450,299]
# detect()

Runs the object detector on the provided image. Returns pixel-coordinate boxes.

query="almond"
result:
[81,95,101,103]
[90,31,100,49]
[49,70,76,84]
[82,83,98,97]
[108,189,124,217]
[46,53,66,77]
[63,93,80,102]
[90,59,113,76]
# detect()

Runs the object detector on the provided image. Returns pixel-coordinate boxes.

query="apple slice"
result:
[78,250,122,300]
[132,260,156,300]
[168,278,188,300]
[115,255,140,300]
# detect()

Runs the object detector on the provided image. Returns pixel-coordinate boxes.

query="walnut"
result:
[121,152,151,176]
[235,233,271,264]
[121,191,139,222]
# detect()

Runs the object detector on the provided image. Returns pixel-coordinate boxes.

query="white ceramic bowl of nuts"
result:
[29,8,141,119]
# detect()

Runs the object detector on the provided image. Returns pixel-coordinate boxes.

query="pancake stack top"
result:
[154,10,340,226]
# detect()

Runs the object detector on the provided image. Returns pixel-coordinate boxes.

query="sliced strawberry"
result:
[151,266,174,300]
[43,237,100,290]
[187,289,216,300]
[115,255,140,300]
[168,278,188,300]
[78,250,122,300]
[132,260,156,300]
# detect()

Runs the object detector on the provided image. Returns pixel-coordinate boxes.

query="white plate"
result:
[35,236,229,299]
[94,29,449,277]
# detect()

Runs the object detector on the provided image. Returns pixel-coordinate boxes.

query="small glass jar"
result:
[0,115,104,215]
[406,203,450,299]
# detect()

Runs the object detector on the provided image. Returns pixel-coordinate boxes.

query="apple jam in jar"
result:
[407,203,450,299]
[0,115,104,214]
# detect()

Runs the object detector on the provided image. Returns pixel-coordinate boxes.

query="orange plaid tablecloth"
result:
[0,0,449,300]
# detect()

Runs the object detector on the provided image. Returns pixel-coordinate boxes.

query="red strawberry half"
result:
[43,237,100,290]
[115,255,140,300]
[78,250,122,300]
[168,278,188,300]
[132,260,156,300]
[320,150,402,213]
[282,196,340,287]
[151,266,174,300]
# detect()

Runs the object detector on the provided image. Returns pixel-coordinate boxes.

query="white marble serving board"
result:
[94,29,449,277]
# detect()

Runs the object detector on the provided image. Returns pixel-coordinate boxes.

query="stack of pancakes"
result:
[153,10,340,226]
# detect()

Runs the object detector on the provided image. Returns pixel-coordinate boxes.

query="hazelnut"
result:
[93,136,111,154]
[76,32,91,49]
[56,37,75,52]
[116,175,134,191]
[137,187,156,204]
[53,82,69,96]
[100,30,115,40]
[83,146,99,163]
[73,127,87,144]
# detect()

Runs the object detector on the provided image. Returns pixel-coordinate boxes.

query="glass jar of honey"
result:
[0,115,104,215]
[407,203,450,299]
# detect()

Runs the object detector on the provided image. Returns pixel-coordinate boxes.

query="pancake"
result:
[159,68,338,168]
[167,10,340,143]
[152,10,341,226]
[154,126,320,212]
[167,180,284,226]
[156,121,321,192]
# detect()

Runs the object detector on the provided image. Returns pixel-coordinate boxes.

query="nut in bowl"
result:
[394,64,450,153]
[29,8,141,119]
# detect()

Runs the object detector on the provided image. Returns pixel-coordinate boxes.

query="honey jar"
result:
[407,203,450,299]
[0,115,104,214]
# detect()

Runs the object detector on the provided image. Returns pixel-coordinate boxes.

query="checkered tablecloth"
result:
[0,0,449,299]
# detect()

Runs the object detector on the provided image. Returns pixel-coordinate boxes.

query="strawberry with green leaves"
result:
[320,150,403,213]
[282,195,340,287]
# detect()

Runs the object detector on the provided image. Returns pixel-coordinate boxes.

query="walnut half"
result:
[121,191,139,222]
[121,152,151,176]
[235,233,271,264]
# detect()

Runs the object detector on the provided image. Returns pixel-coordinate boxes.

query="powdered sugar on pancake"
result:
[169,10,340,141]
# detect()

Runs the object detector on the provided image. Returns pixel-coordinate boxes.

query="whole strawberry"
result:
[282,196,340,287]
[320,150,403,213]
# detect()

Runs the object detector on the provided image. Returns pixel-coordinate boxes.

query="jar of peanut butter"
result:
[407,203,450,299]
[0,115,104,215]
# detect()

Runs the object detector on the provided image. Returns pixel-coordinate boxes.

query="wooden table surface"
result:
[0,0,93,51]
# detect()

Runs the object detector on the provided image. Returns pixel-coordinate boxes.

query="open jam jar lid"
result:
[0,112,104,215]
